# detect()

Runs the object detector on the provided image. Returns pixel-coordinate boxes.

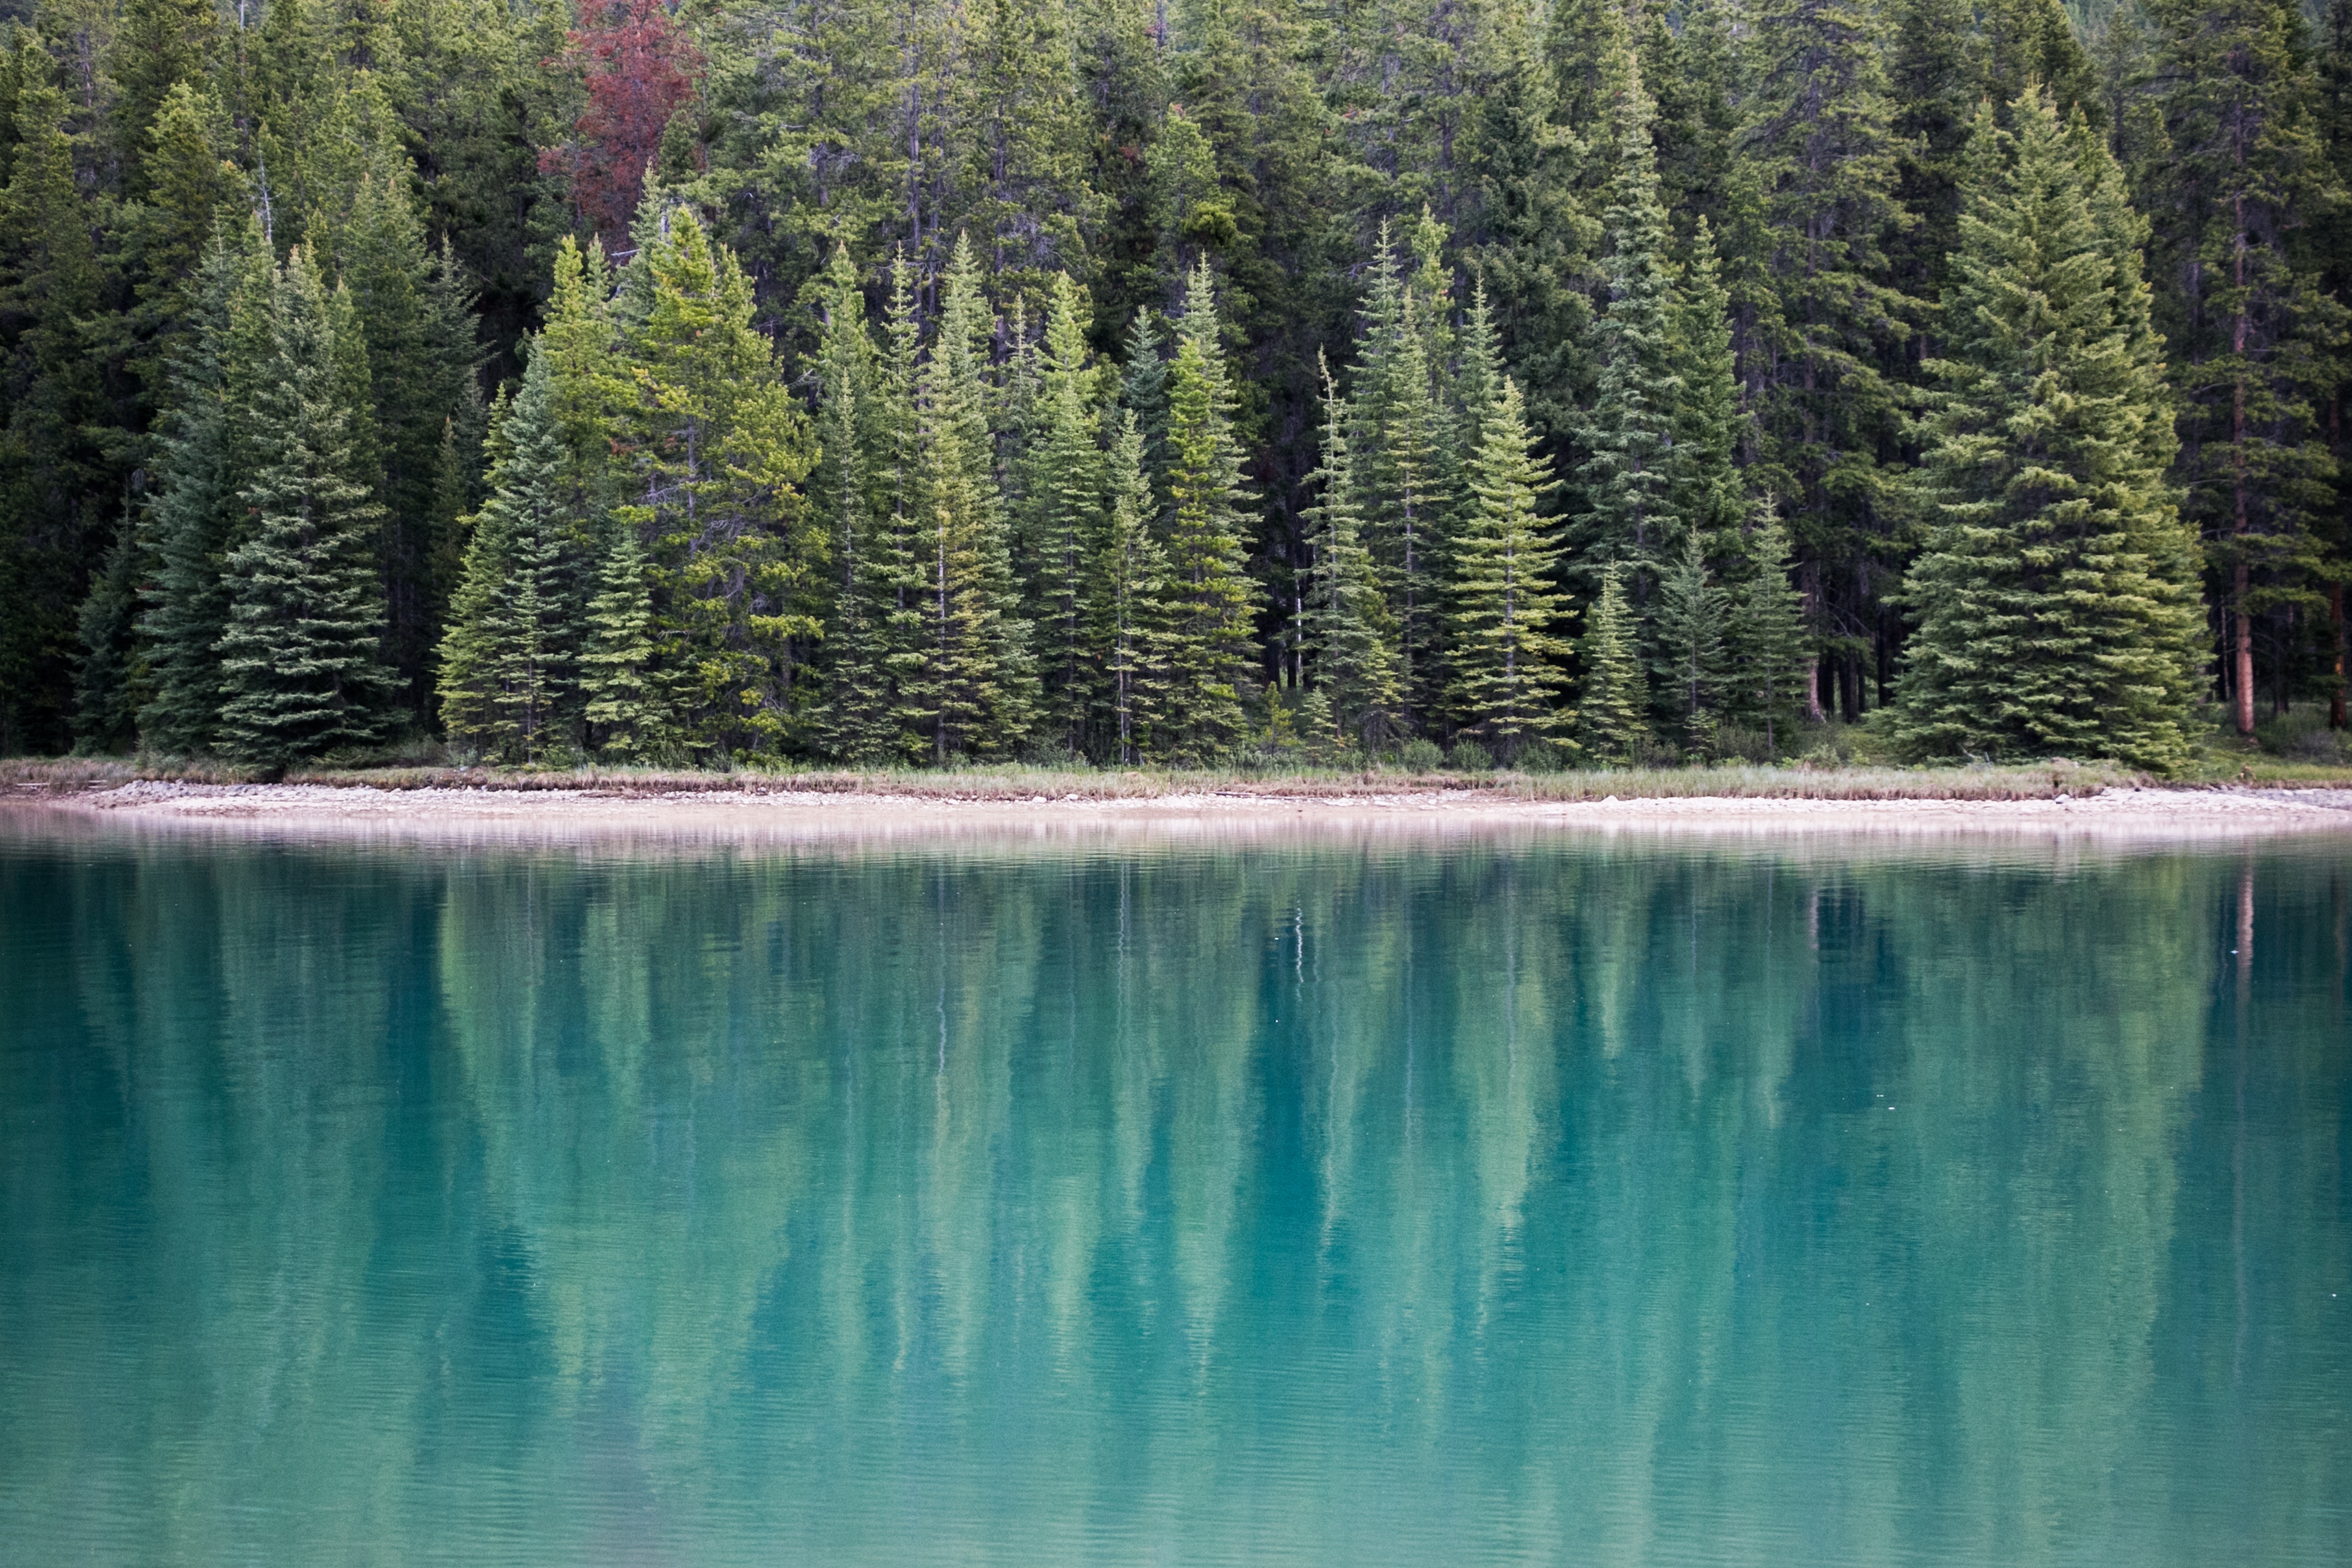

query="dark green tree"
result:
[213,247,396,767]
[1576,563,1649,760]
[1894,97,2206,771]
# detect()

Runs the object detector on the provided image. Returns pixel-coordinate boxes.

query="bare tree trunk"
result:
[2234,563,2255,738]
[2331,581,2346,730]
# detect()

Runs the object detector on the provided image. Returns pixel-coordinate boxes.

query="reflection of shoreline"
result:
[9,779,2352,856]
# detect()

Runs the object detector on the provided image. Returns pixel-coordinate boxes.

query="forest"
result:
[0,0,2346,773]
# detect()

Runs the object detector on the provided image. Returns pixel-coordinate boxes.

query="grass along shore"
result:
[10,749,2352,806]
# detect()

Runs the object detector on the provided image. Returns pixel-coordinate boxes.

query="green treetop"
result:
[1449,378,1570,758]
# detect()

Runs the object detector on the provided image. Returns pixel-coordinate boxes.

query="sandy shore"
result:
[14,778,2352,847]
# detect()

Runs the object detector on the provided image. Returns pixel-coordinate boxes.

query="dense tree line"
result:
[2,0,2347,770]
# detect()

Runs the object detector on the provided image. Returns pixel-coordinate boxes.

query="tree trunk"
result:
[2234,562,2255,737]
[2331,581,2346,730]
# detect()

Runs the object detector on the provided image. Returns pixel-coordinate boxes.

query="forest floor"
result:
[9,756,2352,842]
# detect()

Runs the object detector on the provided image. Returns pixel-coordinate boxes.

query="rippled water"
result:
[2,814,2347,1566]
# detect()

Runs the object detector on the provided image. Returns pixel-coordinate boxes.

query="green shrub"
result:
[1398,737,1444,773]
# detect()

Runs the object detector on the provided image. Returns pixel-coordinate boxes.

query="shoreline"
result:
[12,777,2352,845]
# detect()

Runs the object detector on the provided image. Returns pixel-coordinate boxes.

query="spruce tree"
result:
[1031,274,1105,755]
[1161,259,1260,762]
[1576,50,1683,584]
[810,245,899,763]
[2135,0,2347,735]
[1576,565,1650,762]
[437,350,578,763]
[138,219,276,755]
[1733,500,1811,756]
[213,247,396,767]
[578,516,673,763]
[72,516,145,754]
[1894,95,2206,771]
[1302,357,1401,750]
[1654,528,1729,749]
[1669,219,1744,551]
[1090,410,1172,764]
[1449,378,1570,758]
[616,207,818,757]
[907,234,1036,761]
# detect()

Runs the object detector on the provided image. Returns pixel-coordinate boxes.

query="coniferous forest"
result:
[2,0,2349,773]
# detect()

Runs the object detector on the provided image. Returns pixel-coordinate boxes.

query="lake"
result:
[2,814,2346,1565]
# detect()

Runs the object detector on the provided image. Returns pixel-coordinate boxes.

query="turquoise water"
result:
[2,816,2348,1566]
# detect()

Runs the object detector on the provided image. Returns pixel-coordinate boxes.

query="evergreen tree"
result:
[2135,0,2347,734]
[1449,378,1569,757]
[0,72,119,755]
[1668,218,1745,551]
[1737,0,1918,720]
[810,245,899,763]
[1031,273,1105,754]
[213,247,396,767]
[1576,50,1682,584]
[437,351,578,763]
[1576,565,1649,760]
[72,515,144,754]
[1894,96,2206,771]
[138,219,276,756]
[1734,499,1812,755]
[907,234,1035,760]
[1090,408,1171,764]
[1302,357,1400,750]
[1653,527,1729,748]
[578,514,673,762]
[1160,258,1259,761]
[615,206,818,756]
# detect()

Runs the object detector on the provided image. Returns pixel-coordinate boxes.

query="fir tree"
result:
[437,350,578,763]
[616,206,818,756]
[213,247,396,767]
[1302,357,1400,749]
[907,234,1036,760]
[1160,258,1260,762]
[1894,95,2206,771]
[1734,499,1812,755]
[579,512,672,763]
[138,219,276,756]
[1576,565,1649,761]
[1090,409,1171,764]
[1654,528,1729,748]
[2135,0,2348,735]
[1576,50,1683,584]
[1032,273,1105,754]
[1669,218,1744,550]
[1449,378,1569,757]
[72,515,144,754]
[810,245,899,763]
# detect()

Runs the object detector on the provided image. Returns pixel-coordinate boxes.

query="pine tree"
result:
[72,515,145,754]
[0,72,119,755]
[1090,409,1171,764]
[1576,565,1649,761]
[138,219,276,756]
[1737,0,1918,720]
[1160,258,1260,762]
[1345,223,1451,731]
[2135,0,2348,735]
[1894,95,2206,772]
[1449,378,1569,757]
[437,350,579,763]
[810,245,899,763]
[1653,527,1729,748]
[213,247,396,767]
[1734,499,1812,755]
[907,234,1036,761]
[615,206,818,757]
[1669,218,1744,550]
[1576,50,1683,584]
[579,512,673,763]
[1302,357,1400,749]
[1031,273,1105,754]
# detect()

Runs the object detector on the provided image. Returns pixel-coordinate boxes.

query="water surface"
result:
[3,816,2347,1565]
